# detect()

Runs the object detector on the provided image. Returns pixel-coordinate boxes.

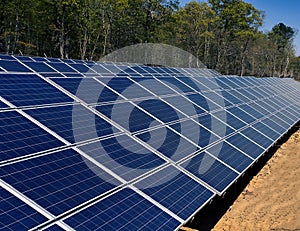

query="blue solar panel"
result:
[220,90,242,105]
[202,91,231,107]
[51,78,119,104]
[207,141,253,173]
[239,104,264,119]
[158,77,195,93]
[0,149,121,216]
[186,93,215,112]
[98,77,154,99]
[175,77,202,91]
[137,126,199,162]
[228,89,252,103]
[226,133,264,159]
[0,188,48,230]
[215,77,241,89]
[0,60,31,72]
[238,88,257,100]
[47,62,77,73]
[135,98,186,123]
[1,54,300,230]
[68,63,91,73]
[252,122,281,141]
[259,100,277,113]
[162,95,206,116]
[197,114,235,136]
[0,74,73,107]
[0,101,7,109]
[23,62,56,72]
[181,151,239,193]
[96,102,159,133]
[14,55,34,62]
[131,77,176,95]
[261,117,286,134]
[227,107,256,124]
[79,135,165,181]
[0,111,64,162]
[170,119,219,149]
[241,127,273,148]
[0,54,16,60]
[26,104,119,143]
[64,188,181,231]
[275,111,296,126]
[134,166,214,219]
[213,110,247,130]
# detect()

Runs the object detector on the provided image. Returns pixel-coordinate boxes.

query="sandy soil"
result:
[182,129,300,231]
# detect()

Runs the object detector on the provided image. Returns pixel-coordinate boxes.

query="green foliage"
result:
[0,0,299,78]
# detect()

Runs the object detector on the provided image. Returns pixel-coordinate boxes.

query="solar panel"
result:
[63,188,181,230]
[1,54,300,230]
[26,104,120,144]
[136,126,200,162]
[0,187,48,230]
[0,74,73,107]
[206,141,253,173]
[0,60,31,72]
[0,111,64,162]
[134,166,214,220]
[181,151,239,193]
[78,135,166,181]
[0,101,8,109]
[0,149,122,216]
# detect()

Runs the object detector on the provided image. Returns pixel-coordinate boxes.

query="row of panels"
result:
[1,54,300,230]
[0,55,218,78]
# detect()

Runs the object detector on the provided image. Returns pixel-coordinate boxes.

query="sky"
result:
[179,0,300,56]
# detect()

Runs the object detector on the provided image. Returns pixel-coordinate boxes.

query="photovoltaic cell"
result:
[64,188,181,231]
[26,104,119,144]
[181,151,239,193]
[251,122,281,141]
[47,62,77,73]
[136,126,199,162]
[78,135,166,181]
[131,77,176,95]
[98,77,153,99]
[227,107,256,124]
[0,149,122,216]
[213,110,247,130]
[0,111,64,162]
[187,93,219,112]
[23,62,56,73]
[134,166,214,219]
[0,101,8,109]
[0,188,48,230]
[170,120,219,149]
[207,141,253,173]
[241,127,273,149]
[226,133,264,159]
[0,60,31,72]
[0,74,73,107]
[96,102,159,133]
[157,77,195,93]
[51,78,120,104]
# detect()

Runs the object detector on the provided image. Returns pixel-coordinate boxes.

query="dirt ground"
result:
[182,129,300,231]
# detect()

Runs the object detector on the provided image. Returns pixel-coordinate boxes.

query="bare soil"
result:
[181,129,300,231]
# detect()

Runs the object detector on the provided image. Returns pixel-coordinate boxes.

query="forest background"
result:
[1,0,299,78]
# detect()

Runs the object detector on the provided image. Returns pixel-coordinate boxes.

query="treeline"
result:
[0,0,299,77]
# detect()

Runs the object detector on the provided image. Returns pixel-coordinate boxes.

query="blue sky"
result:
[179,0,300,56]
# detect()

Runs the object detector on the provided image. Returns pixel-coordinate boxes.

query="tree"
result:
[268,23,295,77]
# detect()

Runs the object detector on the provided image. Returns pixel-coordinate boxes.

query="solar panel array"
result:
[1,54,300,230]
